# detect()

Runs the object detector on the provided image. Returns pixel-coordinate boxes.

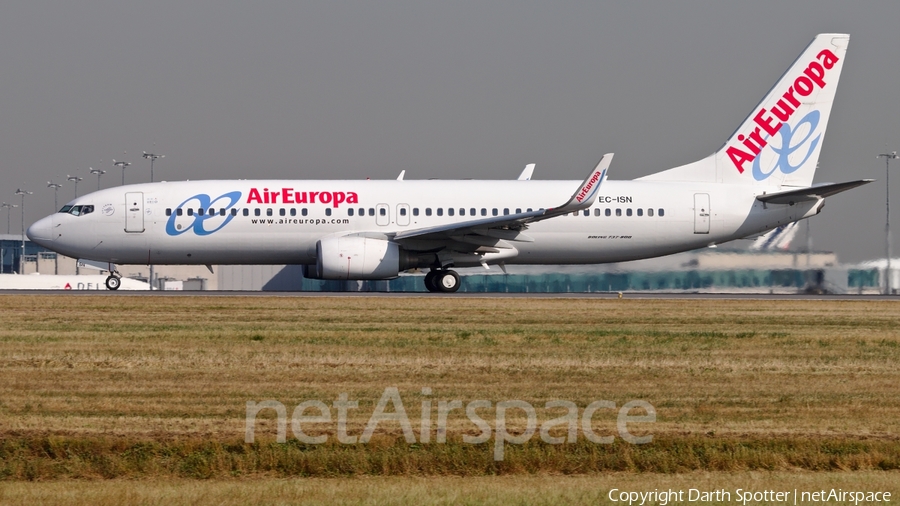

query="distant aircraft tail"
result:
[641,33,849,188]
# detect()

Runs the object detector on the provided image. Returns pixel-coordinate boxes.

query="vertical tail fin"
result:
[642,34,849,187]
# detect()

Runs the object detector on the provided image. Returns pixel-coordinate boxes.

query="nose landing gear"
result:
[424,269,461,293]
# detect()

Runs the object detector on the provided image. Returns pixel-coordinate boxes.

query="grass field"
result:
[1,295,898,502]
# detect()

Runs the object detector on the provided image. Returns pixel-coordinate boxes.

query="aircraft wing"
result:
[391,154,612,244]
[756,179,873,205]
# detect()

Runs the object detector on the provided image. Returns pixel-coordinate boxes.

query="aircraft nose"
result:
[26,215,54,246]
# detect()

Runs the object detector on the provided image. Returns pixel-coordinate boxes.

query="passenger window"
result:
[605,209,611,217]
[197,208,205,216]
[187,209,194,217]
[209,208,216,215]
[503,208,509,215]
[437,208,443,216]
[220,209,226,216]
[379,208,386,216]
[177,208,184,216]
[447,208,454,216]
[516,208,522,214]
[659,209,665,217]
[358,208,364,216]
[400,208,407,216]
[481,208,487,216]
[626,209,632,216]
[582,210,589,216]
[326,208,332,216]
[302,209,308,216]
[231,209,238,216]
[615,209,621,217]
[492,208,498,216]
[413,208,419,216]
[470,208,477,216]
[279,208,286,216]
[459,208,465,216]
[243,209,249,216]
[594,209,601,216]
[637,208,643,216]
[348,208,354,216]
[425,208,432,216]
[648,208,654,217]
[266,209,273,216]
[527,208,532,212]
[290,208,296,216]
[254,209,260,216]
[368,208,375,216]
[166,208,172,217]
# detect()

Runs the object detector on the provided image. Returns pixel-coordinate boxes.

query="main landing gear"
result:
[424,269,461,293]
[105,273,122,291]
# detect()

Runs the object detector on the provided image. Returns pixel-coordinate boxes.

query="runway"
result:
[0,290,895,301]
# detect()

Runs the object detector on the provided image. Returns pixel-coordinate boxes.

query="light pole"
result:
[113,159,131,185]
[90,168,107,190]
[67,175,84,198]
[1,202,17,274]
[143,151,164,182]
[47,181,63,211]
[15,189,32,274]
[879,151,899,295]
[2,202,18,234]
[142,151,163,290]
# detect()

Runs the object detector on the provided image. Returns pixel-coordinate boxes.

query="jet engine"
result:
[306,236,410,280]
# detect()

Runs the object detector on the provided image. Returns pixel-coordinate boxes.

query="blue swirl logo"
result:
[752,110,821,181]
[165,191,242,236]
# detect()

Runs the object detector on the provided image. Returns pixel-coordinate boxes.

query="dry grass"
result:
[1,295,899,482]
[1,472,898,506]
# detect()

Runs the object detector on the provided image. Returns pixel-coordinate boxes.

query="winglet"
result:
[551,154,612,214]
[397,170,406,181]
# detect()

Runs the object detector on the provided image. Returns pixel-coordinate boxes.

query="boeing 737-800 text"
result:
[27,34,870,292]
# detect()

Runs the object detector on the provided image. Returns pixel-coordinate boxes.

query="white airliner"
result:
[28,34,870,292]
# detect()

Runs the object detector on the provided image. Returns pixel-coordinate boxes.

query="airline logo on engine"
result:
[725,48,840,179]
[247,188,359,208]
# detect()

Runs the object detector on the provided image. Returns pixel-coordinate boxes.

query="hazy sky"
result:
[1,1,898,262]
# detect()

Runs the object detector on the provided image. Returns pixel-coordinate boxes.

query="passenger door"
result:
[693,193,710,234]
[125,192,144,233]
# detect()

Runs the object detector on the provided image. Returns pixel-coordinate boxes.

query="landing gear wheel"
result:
[105,275,121,291]
[436,270,461,293]
[424,271,440,292]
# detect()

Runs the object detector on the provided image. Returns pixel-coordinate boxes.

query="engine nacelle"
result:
[311,237,401,280]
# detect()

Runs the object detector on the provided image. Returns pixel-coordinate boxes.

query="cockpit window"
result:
[64,205,94,217]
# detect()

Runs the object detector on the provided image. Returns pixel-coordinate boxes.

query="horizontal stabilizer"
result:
[756,179,873,205]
